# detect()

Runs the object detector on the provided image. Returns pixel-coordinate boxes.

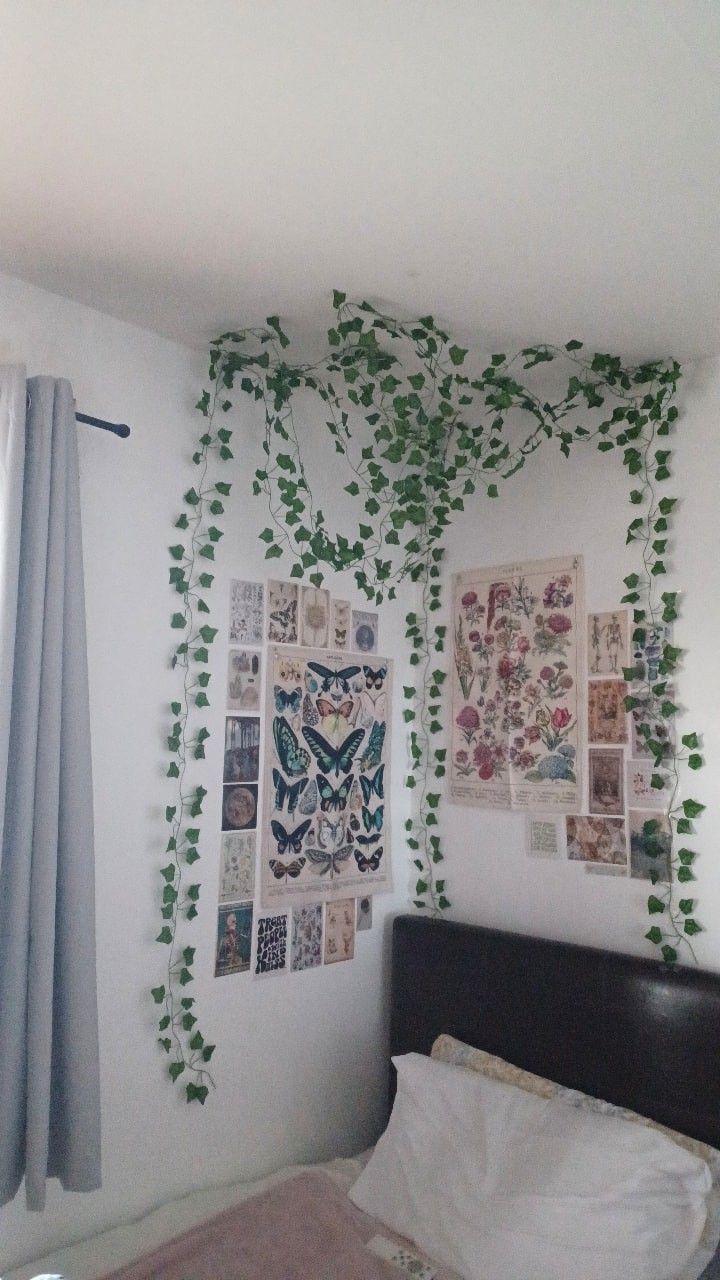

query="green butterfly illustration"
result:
[301,725,364,777]
[272,768,308,814]
[358,720,386,772]
[360,764,384,804]
[273,716,311,778]
[317,772,354,812]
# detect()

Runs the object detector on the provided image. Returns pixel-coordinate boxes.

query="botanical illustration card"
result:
[222,782,258,832]
[331,599,351,650]
[290,903,323,971]
[351,609,379,654]
[229,579,264,645]
[223,716,261,783]
[227,648,262,713]
[631,622,672,683]
[587,679,628,744]
[218,830,256,903]
[299,585,330,647]
[214,902,253,978]
[588,609,628,678]
[267,579,299,644]
[450,556,584,812]
[260,645,393,908]
[324,898,355,964]
[588,748,625,815]
[629,810,671,882]
[625,758,673,812]
[631,690,675,761]
[566,815,627,866]
[254,913,288,976]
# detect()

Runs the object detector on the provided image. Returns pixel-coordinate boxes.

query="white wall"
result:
[0,271,412,1271]
[440,357,720,967]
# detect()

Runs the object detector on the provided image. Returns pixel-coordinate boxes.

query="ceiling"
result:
[1,2,718,361]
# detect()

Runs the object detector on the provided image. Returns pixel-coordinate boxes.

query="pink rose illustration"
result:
[547,613,572,635]
[516,635,530,655]
[461,591,478,608]
[551,706,571,730]
[539,666,555,681]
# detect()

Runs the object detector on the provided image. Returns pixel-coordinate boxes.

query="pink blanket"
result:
[100,1170,446,1280]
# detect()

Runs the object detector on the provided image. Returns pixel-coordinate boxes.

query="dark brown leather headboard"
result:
[390,914,720,1147]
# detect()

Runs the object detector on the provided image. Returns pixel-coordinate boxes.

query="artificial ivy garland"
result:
[158,294,704,1100]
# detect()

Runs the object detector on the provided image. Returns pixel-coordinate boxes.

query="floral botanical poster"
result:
[450,557,584,811]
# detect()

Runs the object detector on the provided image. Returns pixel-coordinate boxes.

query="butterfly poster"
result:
[260,644,393,908]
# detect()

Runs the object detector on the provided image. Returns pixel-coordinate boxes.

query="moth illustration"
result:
[268,856,306,881]
[305,843,354,877]
[360,765,384,804]
[272,768,308,815]
[298,778,319,815]
[358,720,386,772]
[274,685,302,715]
[277,656,302,683]
[317,815,346,850]
[307,661,361,696]
[270,818,311,856]
[354,846,383,873]
[302,691,320,726]
[273,716,311,778]
[317,772,353,813]
[302,725,365,777]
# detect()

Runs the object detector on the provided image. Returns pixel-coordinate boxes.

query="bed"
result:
[9,914,720,1280]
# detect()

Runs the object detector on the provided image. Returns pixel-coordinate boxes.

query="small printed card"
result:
[366,1234,438,1278]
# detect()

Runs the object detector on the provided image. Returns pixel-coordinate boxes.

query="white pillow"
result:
[349,1053,712,1280]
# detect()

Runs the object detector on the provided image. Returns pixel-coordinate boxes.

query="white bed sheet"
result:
[5,1151,371,1280]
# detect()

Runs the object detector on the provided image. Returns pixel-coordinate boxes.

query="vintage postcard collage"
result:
[449,555,674,883]
[215,577,382,979]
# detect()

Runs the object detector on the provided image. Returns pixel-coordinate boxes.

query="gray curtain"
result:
[0,368,101,1210]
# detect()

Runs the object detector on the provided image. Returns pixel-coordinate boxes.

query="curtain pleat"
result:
[0,370,101,1210]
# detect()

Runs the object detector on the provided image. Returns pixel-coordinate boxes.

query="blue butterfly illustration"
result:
[360,765,384,805]
[307,661,361,695]
[362,805,384,833]
[273,716,311,778]
[358,720,385,772]
[272,768,308,815]
[317,772,354,812]
[354,845,383,873]
[270,818,311,857]
[302,725,364,777]
[274,685,302,715]
[305,843,354,878]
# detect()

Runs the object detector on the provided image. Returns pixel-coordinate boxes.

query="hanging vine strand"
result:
[158,294,704,1098]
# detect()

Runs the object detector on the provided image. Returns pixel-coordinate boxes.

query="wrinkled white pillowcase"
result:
[349,1053,712,1280]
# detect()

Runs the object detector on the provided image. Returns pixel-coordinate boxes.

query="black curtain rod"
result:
[76,412,130,439]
